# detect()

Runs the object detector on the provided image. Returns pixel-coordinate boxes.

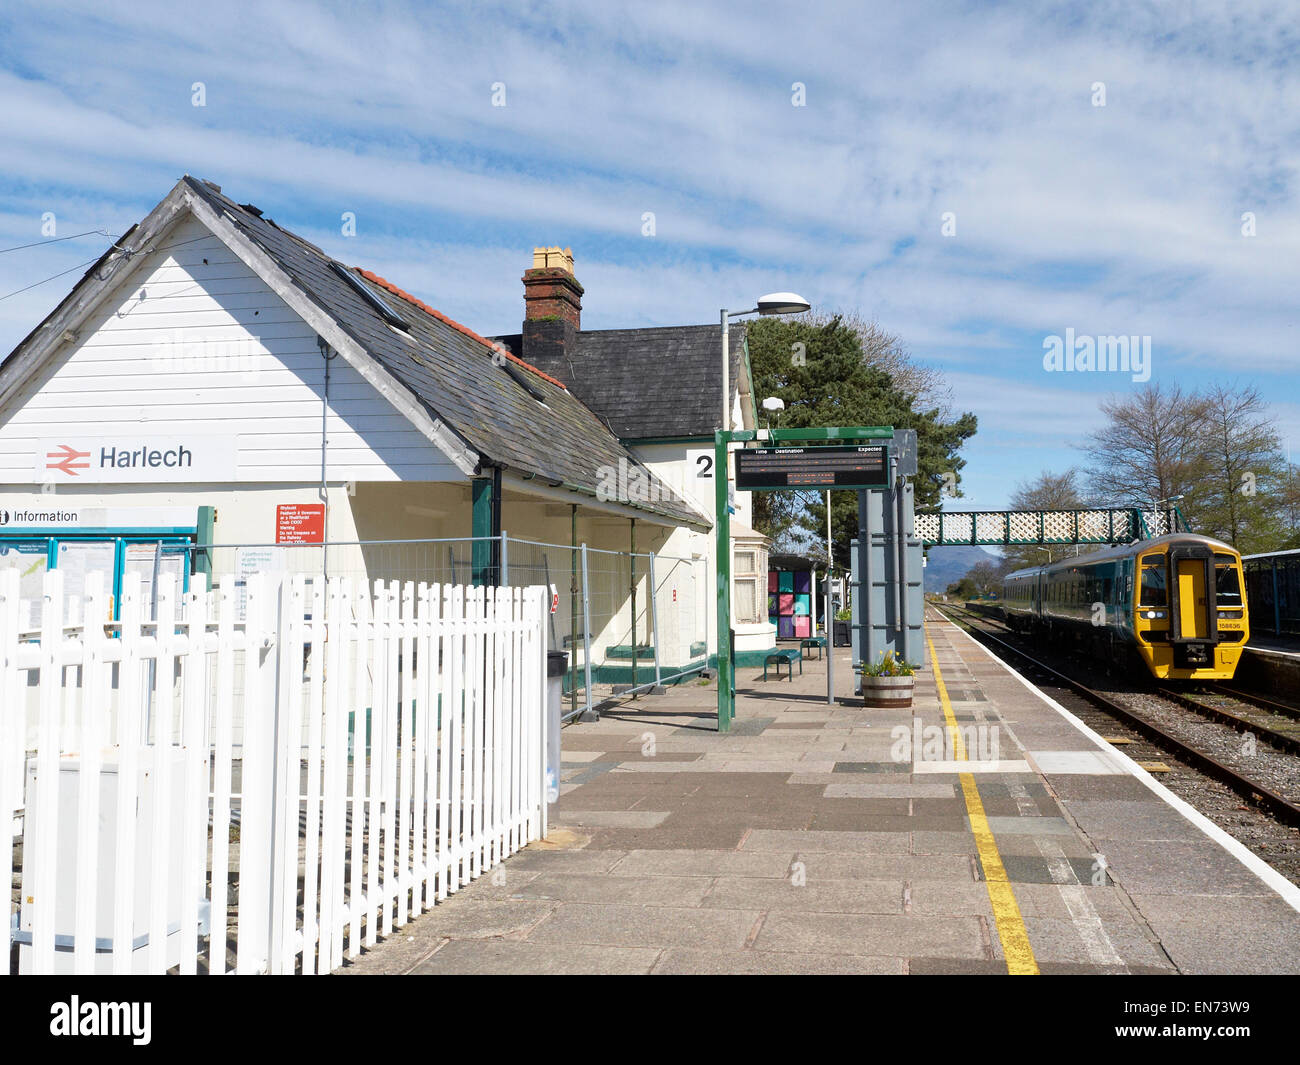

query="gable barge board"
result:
[0,184,192,413]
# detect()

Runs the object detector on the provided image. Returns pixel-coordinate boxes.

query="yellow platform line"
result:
[927,633,1039,975]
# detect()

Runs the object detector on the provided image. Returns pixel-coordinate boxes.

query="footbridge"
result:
[915,507,1188,547]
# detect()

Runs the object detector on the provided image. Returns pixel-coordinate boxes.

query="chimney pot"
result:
[521,246,582,379]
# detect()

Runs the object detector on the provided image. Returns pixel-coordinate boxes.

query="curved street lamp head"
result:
[756,292,811,316]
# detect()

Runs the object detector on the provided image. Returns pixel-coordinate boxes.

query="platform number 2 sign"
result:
[688,449,713,479]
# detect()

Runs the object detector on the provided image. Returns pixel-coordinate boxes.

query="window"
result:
[1214,554,1243,608]
[732,545,767,624]
[734,579,759,623]
[329,262,410,330]
[1139,556,1166,607]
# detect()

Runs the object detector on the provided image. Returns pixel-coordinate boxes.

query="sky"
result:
[0,0,1296,510]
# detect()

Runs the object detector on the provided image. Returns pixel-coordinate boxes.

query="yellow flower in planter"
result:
[859,650,917,677]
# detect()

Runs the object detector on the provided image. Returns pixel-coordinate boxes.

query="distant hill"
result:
[922,545,1003,594]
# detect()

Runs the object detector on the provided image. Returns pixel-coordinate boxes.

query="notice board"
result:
[276,504,326,545]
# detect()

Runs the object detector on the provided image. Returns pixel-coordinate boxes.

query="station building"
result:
[0,176,777,671]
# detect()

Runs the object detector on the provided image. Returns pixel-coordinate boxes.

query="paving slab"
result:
[509,872,712,907]
[1128,894,1300,974]
[702,876,905,914]
[610,848,795,878]
[527,903,761,950]
[651,949,905,975]
[412,940,660,975]
[754,912,989,959]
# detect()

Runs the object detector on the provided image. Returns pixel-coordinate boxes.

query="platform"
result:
[1240,640,1300,701]
[340,615,1300,975]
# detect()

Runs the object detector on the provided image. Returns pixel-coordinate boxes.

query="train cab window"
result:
[1139,557,1167,607]
[1214,554,1242,608]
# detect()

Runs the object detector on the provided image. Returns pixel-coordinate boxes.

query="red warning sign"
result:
[276,504,326,545]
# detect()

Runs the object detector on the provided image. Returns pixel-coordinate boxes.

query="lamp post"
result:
[715,293,809,730]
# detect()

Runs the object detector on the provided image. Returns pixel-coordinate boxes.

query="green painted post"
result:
[195,505,216,588]
[471,469,501,586]
[571,504,578,716]
[630,518,638,697]
[715,430,732,731]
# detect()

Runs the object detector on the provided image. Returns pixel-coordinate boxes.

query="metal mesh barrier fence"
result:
[30,535,715,722]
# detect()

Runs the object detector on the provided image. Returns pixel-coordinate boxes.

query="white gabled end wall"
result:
[0,214,462,486]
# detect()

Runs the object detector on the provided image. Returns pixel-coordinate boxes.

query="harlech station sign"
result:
[33,436,236,483]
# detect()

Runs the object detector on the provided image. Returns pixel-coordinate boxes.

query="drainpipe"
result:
[317,335,337,580]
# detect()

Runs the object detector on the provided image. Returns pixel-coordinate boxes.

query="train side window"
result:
[1214,554,1242,607]
[1139,557,1166,607]
[1102,577,1112,602]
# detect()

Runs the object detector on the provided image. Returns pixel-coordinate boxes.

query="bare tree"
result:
[1082,383,1212,518]
[965,558,1011,595]
[1197,382,1288,551]
[1003,469,1086,570]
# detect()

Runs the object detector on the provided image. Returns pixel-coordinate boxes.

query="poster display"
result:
[769,568,813,639]
[55,540,117,623]
[123,542,189,615]
[0,541,49,629]
[235,545,286,620]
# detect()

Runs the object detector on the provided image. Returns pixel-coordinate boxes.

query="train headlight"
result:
[1142,610,1167,620]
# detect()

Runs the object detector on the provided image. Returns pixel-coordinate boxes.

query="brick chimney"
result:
[521,246,583,377]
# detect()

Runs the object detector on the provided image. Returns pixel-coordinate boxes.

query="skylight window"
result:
[330,262,409,331]
[502,362,547,403]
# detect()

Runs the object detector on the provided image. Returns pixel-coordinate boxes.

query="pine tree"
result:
[745,315,977,567]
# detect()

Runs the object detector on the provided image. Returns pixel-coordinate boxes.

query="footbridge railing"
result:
[915,507,1188,547]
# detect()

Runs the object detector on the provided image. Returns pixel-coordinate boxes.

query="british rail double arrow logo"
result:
[45,443,92,476]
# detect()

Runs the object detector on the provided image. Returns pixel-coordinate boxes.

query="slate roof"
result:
[494,324,747,441]
[3,177,708,530]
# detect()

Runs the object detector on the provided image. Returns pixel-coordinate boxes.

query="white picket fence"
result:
[1,567,548,975]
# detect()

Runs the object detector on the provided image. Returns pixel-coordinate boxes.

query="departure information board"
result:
[735,444,889,490]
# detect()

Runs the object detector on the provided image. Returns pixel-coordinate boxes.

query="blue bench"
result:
[763,648,803,681]
[799,636,827,660]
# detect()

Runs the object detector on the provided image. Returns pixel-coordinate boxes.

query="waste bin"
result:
[833,620,851,647]
[545,650,569,803]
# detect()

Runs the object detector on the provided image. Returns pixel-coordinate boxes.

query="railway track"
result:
[1156,688,1300,757]
[933,603,1300,827]
[1218,686,1300,722]
[942,604,1300,754]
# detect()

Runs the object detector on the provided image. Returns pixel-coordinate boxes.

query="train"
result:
[1242,548,1300,638]
[998,533,1249,681]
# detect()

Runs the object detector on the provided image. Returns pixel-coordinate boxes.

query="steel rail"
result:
[1154,688,1300,757]
[1219,686,1300,723]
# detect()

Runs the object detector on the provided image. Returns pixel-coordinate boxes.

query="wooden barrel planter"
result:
[861,675,915,709]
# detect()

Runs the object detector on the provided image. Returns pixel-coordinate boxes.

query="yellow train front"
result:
[1001,533,1249,681]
